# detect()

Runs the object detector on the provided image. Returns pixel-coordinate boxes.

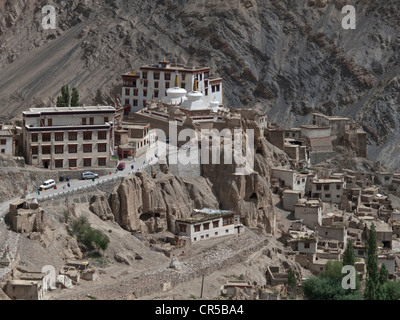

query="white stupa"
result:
[180,78,210,111]
[162,71,187,105]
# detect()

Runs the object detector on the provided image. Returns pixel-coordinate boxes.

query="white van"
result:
[39,179,56,190]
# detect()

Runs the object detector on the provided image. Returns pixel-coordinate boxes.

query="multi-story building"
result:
[22,106,116,169]
[121,59,223,113]
[0,125,15,156]
[311,177,346,204]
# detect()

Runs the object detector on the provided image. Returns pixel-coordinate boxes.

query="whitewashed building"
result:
[22,106,116,169]
[121,59,223,113]
[271,168,307,194]
[175,209,243,243]
[311,177,346,204]
[0,125,14,156]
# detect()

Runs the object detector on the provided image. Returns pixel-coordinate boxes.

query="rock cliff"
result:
[109,118,290,235]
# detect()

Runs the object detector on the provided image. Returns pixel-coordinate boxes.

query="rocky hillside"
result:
[0,0,399,169]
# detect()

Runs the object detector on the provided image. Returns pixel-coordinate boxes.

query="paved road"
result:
[0,141,165,220]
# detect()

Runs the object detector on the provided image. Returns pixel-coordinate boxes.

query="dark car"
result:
[117,163,125,171]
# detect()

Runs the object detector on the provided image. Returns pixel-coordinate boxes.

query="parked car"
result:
[117,162,125,171]
[39,179,56,190]
[81,171,99,180]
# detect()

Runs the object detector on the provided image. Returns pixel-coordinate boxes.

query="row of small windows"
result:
[50,158,107,168]
[32,143,107,155]
[31,131,107,142]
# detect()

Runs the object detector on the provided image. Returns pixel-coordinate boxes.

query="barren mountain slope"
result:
[0,0,399,168]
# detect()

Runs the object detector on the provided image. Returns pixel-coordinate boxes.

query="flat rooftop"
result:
[23,106,115,115]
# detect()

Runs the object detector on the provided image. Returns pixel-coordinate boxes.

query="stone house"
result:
[282,190,302,212]
[8,199,44,233]
[294,198,323,228]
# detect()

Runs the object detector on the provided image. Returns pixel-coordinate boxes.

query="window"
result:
[215,232,218,236]
[203,223,210,230]
[42,146,51,154]
[82,118,87,125]
[125,88,130,96]
[31,146,38,155]
[182,74,186,81]
[143,100,146,107]
[223,217,233,226]
[134,89,138,96]
[42,133,51,142]
[225,229,229,233]
[0,139,6,145]
[336,184,341,190]
[144,80,148,88]
[133,100,138,106]
[98,143,107,152]
[40,119,45,127]
[83,158,91,167]
[55,132,64,141]
[90,117,94,125]
[181,82,185,89]
[316,184,322,191]
[104,117,109,123]
[179,224,187,233]
[125,99,130,105]
[205,80,208,87]
[83,144,92,153]
[47,118,52,126]
[154,72,160,80]
[55,145,64,154]
[55,159,63,168]
[324,184,330,191]
[31,134,38,142]
[199,74,203,81]
[205,88,208,96]
[194,225,201,232]
[164,73,171,81]
[326,194,331,198]
[83,131,92,140]
[154,82,159,89]
[385,176,390,181]
[213,221,219,228]
[143,90,147,97]
[1,149,4,154]
[304,242,310,249]
[68,132,77,141]
[98,131,107,140]
[212,85,216,93]
[297,181,300,185]
[68,145,77,153]
[165,82,170,89]
[142,72,147,79]
[154,90,159,98]
[69,159,77,167]
[98,158,106,166]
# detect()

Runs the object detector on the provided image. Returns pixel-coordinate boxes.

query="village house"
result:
[0,124,17,156]
[271,168,308,194]
[294,198,323,228]
[22,106,116,169]
[310,176,345,204]
[282,190,302,211]
[365,220,393,249]
[175,209,243,243]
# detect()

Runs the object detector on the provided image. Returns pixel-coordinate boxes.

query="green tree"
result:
[56,85,70,107]
[343,239,355,267]
[287,268,297,289]
[70,87,80,107]
[302,261,362,300]
[379,264,389,285]
[364,223,385,300]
